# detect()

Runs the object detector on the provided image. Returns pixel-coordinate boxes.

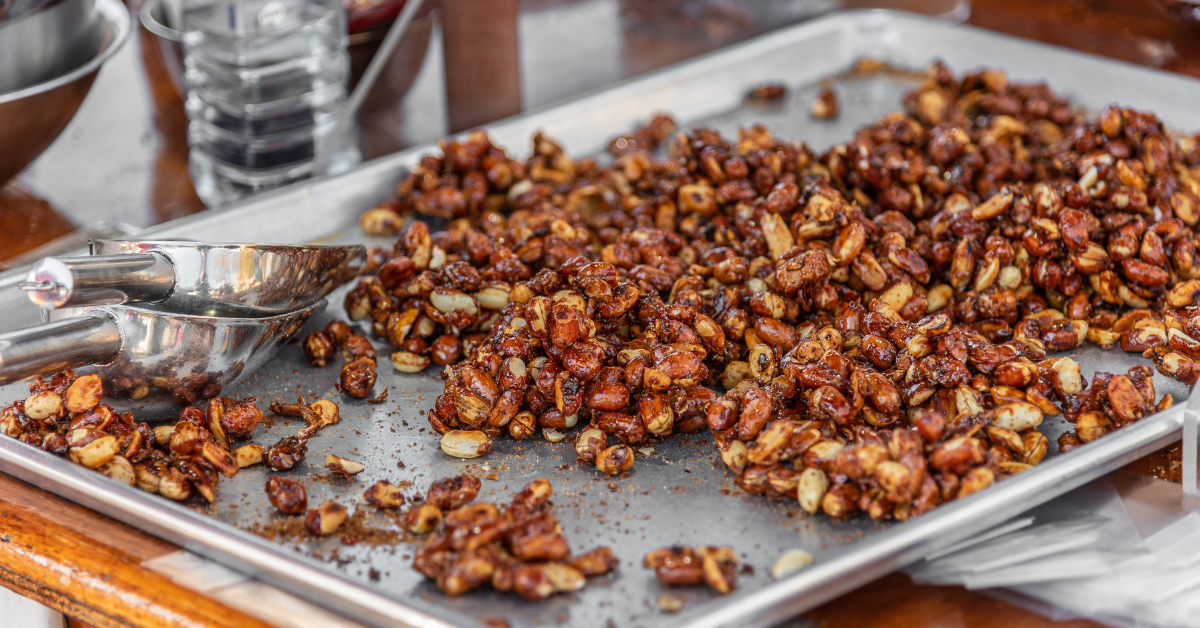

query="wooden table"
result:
[0,0,1195,626]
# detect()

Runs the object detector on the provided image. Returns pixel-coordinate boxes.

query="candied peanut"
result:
[64,374,102,414]
[306,500,348,536]
[265,476,308,514]
[596,444,634,475]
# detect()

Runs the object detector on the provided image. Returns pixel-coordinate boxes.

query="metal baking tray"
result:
[1,9,1198,628]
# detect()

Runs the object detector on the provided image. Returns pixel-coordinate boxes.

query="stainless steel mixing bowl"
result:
[0,0,131,184]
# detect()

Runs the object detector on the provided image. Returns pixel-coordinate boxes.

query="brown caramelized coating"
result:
[425,473,481,510]
[266,63,1200,529]
[265,476,308,514]
[219,397,264,440]
[340,357,377,398]
[411,477,616,599]
[2,373,342,508]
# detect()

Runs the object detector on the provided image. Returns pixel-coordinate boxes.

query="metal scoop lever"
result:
[23,240,365,317]
[0,314,122,384]
[22,253,175,309]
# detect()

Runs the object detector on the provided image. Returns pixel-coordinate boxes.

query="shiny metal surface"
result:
[1184,381,1199,496]
[72,240,367,317]
[0,300,325,414]
[0,313,120,382]
[0,0,130,183]
[23,253,174,308]
[0,10,1199,628]
[0,0,97,93]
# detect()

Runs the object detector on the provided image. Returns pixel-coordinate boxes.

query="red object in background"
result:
[345,0,434,35]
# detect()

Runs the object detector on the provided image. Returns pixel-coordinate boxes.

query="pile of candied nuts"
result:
[408,474,618,599]
[0,367,349,505]
[323,61,1200,526]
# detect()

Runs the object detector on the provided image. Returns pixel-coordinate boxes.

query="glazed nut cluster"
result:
[303,320,384,400]
[0,371,275,502]
[645,545,739,594]
[328,61,1200,525]
[409,474,618,600]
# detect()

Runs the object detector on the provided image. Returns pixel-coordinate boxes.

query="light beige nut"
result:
[991,403,1043,432]
[797,467,829,514]
[539,563,585,592]
[475,284,512,310]
[363,480,405,508]
[771,549,814,579]
[64,374,103,414]
[440,430,493,458]
[392,351,431,373]
[405,502,443,533]
[310,399,340,426]
[233,444,264,468]
[97,455,136,486]
[305,500,348,536]
[23,391,62,420]
[69,435,118,469]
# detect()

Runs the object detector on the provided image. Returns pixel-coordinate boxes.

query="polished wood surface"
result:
[0,472,273,628]
[0,1,1196,627]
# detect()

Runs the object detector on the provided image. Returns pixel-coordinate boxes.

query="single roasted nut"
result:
[97,455,136,486]
[990,403,1043,431]
[405,503,443,533]
[68,434,118,469]
[596,444,634,475]
[265,434,308,471]
[305,500,348,535]
[440,430,493,459]
[158,467,192,501]
[64,374,102,414]
[221,398,264,440]
[956,467,995,499]
[200,440,239,478]
[363,480,406,508]
[426,473,480,510]
[359,204,403,235]
[430,335,462,365]
[325,454,365,479]
[572,547,619,576]
[1023,432,1049,465]
[796,467,828,514]
[307,399,339,427]
[340,357,378,398]
[233,444,264,468]
[575,428,606,465]
[771,549,814,579]
[303,331,335,367]
[265,476,308,514]
[1075,411,1111,443]
[391,349,432,373]
[23,391,62,421]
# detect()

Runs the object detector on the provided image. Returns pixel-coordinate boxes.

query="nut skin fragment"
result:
[325,454,365,479]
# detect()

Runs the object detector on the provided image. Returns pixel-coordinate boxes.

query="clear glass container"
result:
[181,0,359,206]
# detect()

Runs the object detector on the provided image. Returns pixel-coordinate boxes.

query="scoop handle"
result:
[21,253,175,309]
[0,314,122,385]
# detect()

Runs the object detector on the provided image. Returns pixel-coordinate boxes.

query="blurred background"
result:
[2,0,1200,270]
